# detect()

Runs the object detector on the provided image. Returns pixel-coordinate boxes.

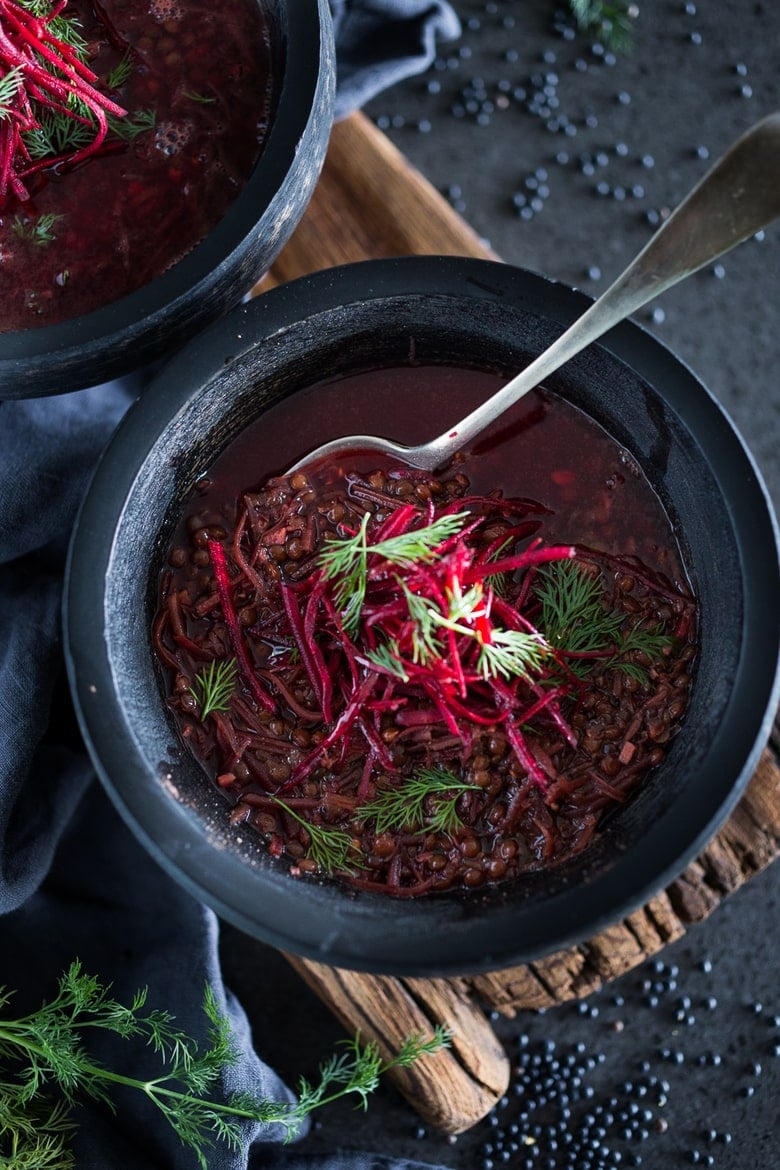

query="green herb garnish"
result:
[612,622,675,683]
[0,960,450,1168]
[535,559,672,680]
[183,90,216,105]
[568,0,638,52]
[106,108,156,141]
[1,1,156,206]
[397,577,446,665]
[536,559,622,657]
[11,212,63,246]
[392,573,549,683]
[22,110,94,161]
[364,638,410,680]
[271,798,362,874]
[106,52,133,90]
[319,510,470,636]
[281,1023,452,1130]
[23,106,156,161]
[0,66,23,118]
[357,767,481,836]
[476,627,550,682]
[18,0,89,53]
[190,657,237,720]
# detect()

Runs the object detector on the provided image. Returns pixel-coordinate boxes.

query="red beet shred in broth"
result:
[0,0,275,330]
[153,367,697,896]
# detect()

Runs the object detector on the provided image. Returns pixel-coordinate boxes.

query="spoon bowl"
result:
[288,111,780,475]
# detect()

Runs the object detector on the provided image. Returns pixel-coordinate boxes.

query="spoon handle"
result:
[415,112,780,470]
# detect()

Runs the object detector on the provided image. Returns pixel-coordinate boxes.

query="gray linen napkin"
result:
[330,0,461,117]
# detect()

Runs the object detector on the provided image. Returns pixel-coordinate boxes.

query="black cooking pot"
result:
[0,0,335,398]
[64,257,780,976]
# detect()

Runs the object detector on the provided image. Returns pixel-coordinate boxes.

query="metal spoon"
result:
[288,112,780,475]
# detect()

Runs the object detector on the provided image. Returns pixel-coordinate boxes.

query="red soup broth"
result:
[0,0,275,330]
[153,366,697,896]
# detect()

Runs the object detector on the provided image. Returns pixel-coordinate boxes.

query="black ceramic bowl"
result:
[64,257,780,976]
[0,0,334,399]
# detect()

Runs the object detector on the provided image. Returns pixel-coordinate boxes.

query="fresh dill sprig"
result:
[183,90,216,105]
[399,578,445,665]
[277,1025,452,1129]
[320,512,370,636]
[0,961,450,1168]
[535,560,672,679]
[442,577,486,627]
[568,0,637,52]
[477,629,550,683]
[21,1,89,56]
[319,511,470,636]
[107,108,156,141]
[364,638,410,681]
[22,108,94,161]
[22,105,155,160]
[399,575,550,684]
[535,559,622,660]
[11,213,63,247]
[190,657,237,720]
[368,511,470,565]
[15,0,52,11]
[107,53,133,90]
[484,535,513,600]
[613,622,674,682]
[271,798,362,874]
[357,767,481,836]
[0,66,23,119]
[0,1095,75,1170]
[14,4,154,166]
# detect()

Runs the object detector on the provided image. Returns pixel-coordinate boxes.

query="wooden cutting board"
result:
[253,111,780,1135]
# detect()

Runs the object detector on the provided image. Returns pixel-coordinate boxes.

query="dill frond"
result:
[11,213,63,247]
[0,961,449,1165]
[271,799,362,874]
[318,511,470,636]
[190,658,238,720]
[535,560,673,680]
[358,767,481,836]
[568,0,637,52]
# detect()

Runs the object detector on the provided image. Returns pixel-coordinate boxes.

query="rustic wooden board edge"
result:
[285,955,510,1134]
[255,111,780,1132]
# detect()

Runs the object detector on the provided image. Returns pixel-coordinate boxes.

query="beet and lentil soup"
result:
[0,0,276,330]
[152,366,697,897]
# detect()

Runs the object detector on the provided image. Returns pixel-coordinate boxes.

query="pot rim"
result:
[64,256,780,975]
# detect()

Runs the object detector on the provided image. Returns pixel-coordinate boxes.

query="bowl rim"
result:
[64,256,780,975]
[0,0,331,371]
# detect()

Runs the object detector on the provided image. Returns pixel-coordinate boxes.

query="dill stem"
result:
[0,1020,263,1123]
[0,1021,427,1133]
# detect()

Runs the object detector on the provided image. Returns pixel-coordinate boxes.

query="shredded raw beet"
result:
[0,0,127,205]
[153,456,697,896]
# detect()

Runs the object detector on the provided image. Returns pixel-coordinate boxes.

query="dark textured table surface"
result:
[221,3,780,1168]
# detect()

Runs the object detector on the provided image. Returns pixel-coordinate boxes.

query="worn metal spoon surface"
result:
[288,112,780,475]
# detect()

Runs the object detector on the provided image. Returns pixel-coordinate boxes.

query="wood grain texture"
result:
[285,955,509,1133]
[259,111,780,1131]
[254,111,497,296]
